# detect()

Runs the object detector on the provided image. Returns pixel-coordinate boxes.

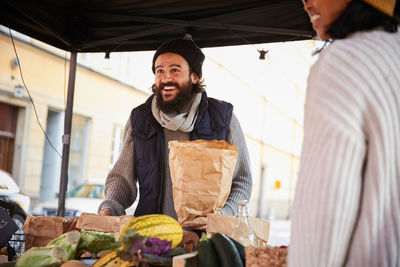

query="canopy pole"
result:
[57,51,77,217]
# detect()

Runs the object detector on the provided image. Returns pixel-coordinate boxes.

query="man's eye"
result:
[156,69,164,74]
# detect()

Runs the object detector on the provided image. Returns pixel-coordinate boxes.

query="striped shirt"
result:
[289,30,400,267]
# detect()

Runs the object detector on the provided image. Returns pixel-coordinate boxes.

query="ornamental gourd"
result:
[92,250,134,267]
[119,214,183,248]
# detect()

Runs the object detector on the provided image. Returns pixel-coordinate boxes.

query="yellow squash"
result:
[93,250,135,267]
[119,214,183,248]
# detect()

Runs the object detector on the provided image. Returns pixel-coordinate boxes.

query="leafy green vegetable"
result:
[77,230,120,259]
[118,229,184,266]
[121,229,144,247]
[141,237,172,255]
[47,230,81,260]
[15,246,68,267]
[120,229,172,255]
[164,246,185,257]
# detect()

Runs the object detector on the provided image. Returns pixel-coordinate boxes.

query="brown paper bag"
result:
[76,213,135,239]
[22,216,79,250]
[207,213,270,244]
[76,213,134,233]
[169,140,238,227]
[22,214,134,250]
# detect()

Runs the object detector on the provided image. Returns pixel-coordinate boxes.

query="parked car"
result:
[32,182,137,217]
[0,169,30,224]
[0,169,31,255]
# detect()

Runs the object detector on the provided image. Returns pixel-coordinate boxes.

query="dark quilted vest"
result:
[130,92,233,216]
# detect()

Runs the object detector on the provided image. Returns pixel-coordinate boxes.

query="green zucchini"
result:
[198,233,219,267]
[209,233,244,267]
[227,236,246,265]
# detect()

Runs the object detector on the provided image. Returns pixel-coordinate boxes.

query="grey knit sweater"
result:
[288,30,400,267]
[98,112,252,219]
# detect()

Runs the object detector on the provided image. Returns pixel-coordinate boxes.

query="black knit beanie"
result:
[152,39,205,78]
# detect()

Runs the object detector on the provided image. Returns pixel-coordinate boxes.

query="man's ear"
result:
[191,73,199,84]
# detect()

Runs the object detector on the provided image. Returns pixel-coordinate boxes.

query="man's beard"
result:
[153,81,194,114]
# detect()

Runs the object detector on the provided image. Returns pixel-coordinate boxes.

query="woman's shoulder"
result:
[325,29,399,56]
[314,29,399,73]
[307,29,400,107]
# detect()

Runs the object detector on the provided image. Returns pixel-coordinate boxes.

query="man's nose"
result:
[162,72,173,83]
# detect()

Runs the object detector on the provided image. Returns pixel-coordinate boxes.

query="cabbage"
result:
[77,230,120,258]
[15,246,68,267]
[118,229,184,265]
[47,230,81,260]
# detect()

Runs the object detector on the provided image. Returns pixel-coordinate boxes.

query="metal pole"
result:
[257,164,266,218]
[57,51,77,217]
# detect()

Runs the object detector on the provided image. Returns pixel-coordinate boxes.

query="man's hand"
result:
[191,225,207,231]
[179,230,200,253]
[99,208,111,216]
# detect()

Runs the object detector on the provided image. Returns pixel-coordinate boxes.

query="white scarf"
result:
[151,92,202,132]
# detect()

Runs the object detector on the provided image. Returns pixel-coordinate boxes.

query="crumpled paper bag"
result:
[169,140,238,227]
[21,214,135,250]
[207,213,270,245]
[22,216,79,250]
[76,213,134,233]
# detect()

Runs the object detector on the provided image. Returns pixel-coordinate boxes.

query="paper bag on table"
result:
[76,213,134,233]
[207,213,270,244]
[22,216,79,250]
[76,213,134,239]
[22,214,135,250]
[169,140,238,228]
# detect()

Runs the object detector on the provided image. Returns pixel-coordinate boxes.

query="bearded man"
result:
[98,39,252,231]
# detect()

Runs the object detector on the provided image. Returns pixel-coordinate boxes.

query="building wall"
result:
[0,33,149,203]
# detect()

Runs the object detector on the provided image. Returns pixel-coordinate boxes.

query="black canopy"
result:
[1,0,316,217]
[1,0,314,53]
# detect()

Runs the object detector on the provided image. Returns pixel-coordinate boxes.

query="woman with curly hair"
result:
[289,0,399,266]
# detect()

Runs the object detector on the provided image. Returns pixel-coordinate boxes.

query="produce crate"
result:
[0,233,25,262]
[8,233,25,257]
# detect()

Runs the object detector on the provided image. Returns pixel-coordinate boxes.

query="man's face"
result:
[153,52,199,113]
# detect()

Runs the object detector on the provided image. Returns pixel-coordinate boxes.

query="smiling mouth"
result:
[162,86,177,94]
[161,86,178,100]
[163,86,176,91]
[310,14,320,23]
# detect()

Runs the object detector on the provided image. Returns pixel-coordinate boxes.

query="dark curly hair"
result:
[327,0,399,39]
[188,67,206,93]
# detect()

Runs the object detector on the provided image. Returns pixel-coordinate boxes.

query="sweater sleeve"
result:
[288,45,367,267]
[98,119,138,216]
[221,112,253,215]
